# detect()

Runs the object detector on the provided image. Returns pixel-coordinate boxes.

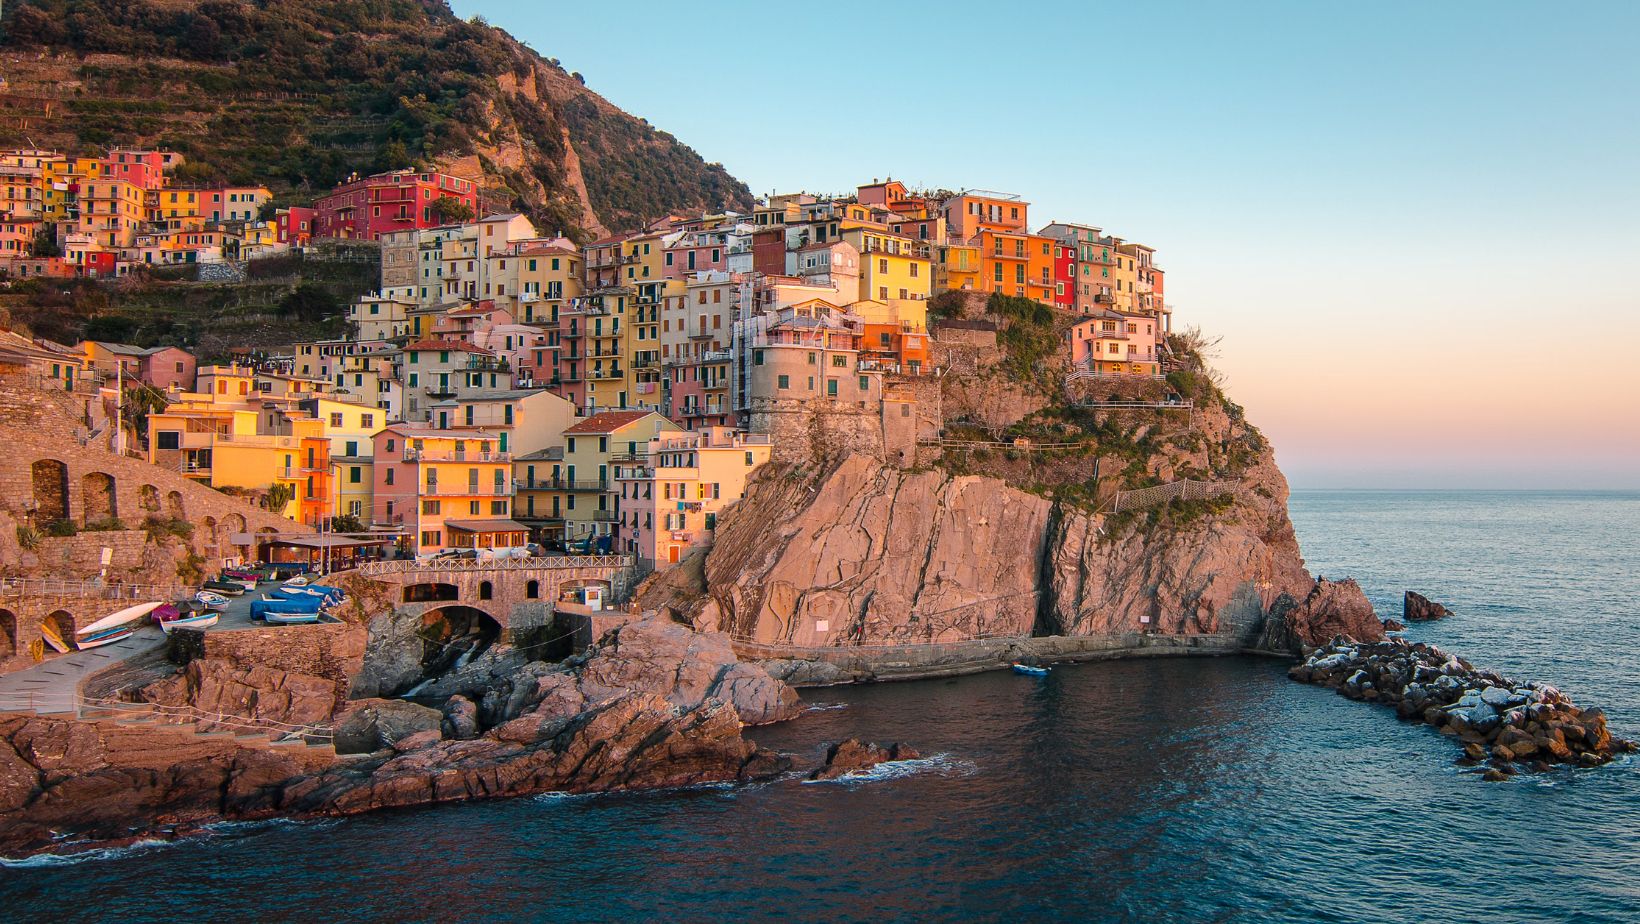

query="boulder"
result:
[1382,619,1406,632]
[141,659,340,731]
[333,700,444,755]
[808,739,923,781]
[1404,591,1454,622]
[441,695,481,740]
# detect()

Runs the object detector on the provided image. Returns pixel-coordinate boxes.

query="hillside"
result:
[0,0,751,237]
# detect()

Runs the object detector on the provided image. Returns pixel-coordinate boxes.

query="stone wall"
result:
[30,530,150,575]
[192,622,368,691]
[745,397,884,465]
[0,372,302,576]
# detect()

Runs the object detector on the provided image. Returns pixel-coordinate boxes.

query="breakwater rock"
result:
[1404,591,1454,622]
[808,740,922,781]
[1290,638,1635,777]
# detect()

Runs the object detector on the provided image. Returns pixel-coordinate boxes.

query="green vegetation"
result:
[14,524,41,550]
[41,518,78,537]
[83,516,126,532]
[262,483,296,513]
[0,0,752,234]
[987,293,1061,390]
[142,516,194,542]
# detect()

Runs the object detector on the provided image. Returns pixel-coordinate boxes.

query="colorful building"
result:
[370,424,517,554]
[312,169,479,241]
[615,427,772,566]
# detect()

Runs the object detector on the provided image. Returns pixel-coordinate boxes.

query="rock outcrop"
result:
[1290,638,1635,774]
[686,451,1379,653]
[140,660,341,732]
[808,740,923,781]
[1404,591,1455,622]
[0,620,800,857]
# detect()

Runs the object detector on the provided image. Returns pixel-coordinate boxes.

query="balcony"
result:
[403,449,510,462]
[592,510,619,522]
[420,483,511,497]
[608,452,648,464]
[464,358,510,372]
[514,477,608,491]
[586,368,625,380]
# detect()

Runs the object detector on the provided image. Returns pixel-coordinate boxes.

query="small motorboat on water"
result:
[75,601,165,650]
[195,590,231,611]
[202,579,247,596]
[1011,663,1050,677]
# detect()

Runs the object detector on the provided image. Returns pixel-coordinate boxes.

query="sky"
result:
[453,1,1640,488]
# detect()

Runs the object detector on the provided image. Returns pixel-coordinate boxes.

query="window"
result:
[385,469,395,485]
[827,379,838,397]
[860,376,870,390]
[479,581,493,600]
[422,499,441,514]
[156,430,181,450]
[745,451,754,466]
[777,374,790,390]
[526,580,540,599]
[330,412,344,427]
[831,355,846,368]
[349,466,362,484]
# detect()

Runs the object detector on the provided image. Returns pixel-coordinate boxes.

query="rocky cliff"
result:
[664,338,1382,654]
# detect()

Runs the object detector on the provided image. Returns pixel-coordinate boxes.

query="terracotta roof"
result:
[563,410,660,434]
[404,339,493,355]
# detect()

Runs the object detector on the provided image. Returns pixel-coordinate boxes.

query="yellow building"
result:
[550,410,681,546]
[841,225,932,308]
[488,239,583,324]
[373,424,521,555]
[78,178,146,249]
[934,241,982,293]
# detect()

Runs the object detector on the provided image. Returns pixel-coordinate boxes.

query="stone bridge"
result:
[355,555,640,638]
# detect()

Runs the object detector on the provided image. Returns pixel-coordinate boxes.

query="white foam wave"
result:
[802,752,976,785]
[0,838,176,868]
[803,702,850,713]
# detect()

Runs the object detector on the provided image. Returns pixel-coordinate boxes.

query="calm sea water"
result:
[4,491,1638,922]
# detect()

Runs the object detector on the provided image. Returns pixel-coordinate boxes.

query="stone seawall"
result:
[738,631,1262,686]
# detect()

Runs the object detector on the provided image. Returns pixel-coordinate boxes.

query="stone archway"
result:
[31,459,68,524]
[403,582,459,603]
[165,490,186,520]
[411,605,503,690]
[0,609,16,657]
[139,484,161,513]
[41,610,76,654]
[81,471,118,525]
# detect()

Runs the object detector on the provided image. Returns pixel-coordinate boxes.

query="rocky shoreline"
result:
[1290,637,1636,778]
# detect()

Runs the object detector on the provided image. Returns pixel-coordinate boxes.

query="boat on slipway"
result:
[74,601,165,650]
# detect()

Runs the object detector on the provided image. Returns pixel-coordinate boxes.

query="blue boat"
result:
[1011,663,1049,677]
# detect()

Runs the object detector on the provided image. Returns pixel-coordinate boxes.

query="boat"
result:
[150,603,181,625]
[201,579,247,596]
[222,568,262,583]
[263,610,321,625]
[194,590,231,611]
[251,595,326,621]
[1011,663,1050,677]
[281,574,311,588]
[160,611,219,633]
[75,601,164,650]
[40,621,72,654]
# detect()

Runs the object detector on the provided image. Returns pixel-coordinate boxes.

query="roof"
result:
[443,518,530,533]
[515,446,566,461]
[404,338,494,356]
[563,410,661,434]
[266,535,391,549]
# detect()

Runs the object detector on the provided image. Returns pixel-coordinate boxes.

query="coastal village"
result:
[0,148,1176,570]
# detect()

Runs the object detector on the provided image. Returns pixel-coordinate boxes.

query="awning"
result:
[443,519,530,533]
[264,535,393,549]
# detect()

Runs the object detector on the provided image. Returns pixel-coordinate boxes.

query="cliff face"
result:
[0,0,751,235]
[681,379,1381,652]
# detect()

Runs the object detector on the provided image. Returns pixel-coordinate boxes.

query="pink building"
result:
[665,354,733,430]
[313,170,479,241]
[276,207,316,246]
[100,149,176,190]
[1066,310,1161,375]
[615,427,772,566]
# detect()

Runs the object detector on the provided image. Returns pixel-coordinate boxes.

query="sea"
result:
[3,490,1638,922]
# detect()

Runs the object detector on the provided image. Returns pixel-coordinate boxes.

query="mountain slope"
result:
[0,0,751,237]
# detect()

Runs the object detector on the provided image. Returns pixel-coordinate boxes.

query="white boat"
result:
[264,610,321,625]
[194,591,231,611]
[282,575,311,588]
[160,612,219,633]
[75,601,163,649]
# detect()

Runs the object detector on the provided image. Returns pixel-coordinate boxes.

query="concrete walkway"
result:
[0,624,166,714]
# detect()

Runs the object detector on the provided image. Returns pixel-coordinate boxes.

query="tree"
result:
[377,140,414,173]
[263,483,296,513]
[29,227,60,258]
[278,284,340,322]
[329,514,365,534]
[431,196,476,224]
[84,315,137,343]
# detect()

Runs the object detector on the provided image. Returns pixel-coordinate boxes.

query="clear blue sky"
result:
[454,1,1640,488]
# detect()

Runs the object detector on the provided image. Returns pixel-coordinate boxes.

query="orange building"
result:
[941,189,1030,242]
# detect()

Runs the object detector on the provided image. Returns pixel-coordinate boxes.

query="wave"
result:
[801,753,978,785]
[803,702,850,713]
[0,838,178,868]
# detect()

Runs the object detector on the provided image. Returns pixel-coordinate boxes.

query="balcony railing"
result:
[514,477,609,491]
[592,510,618,522]
[420,483,512,496]
[403,449,510,462]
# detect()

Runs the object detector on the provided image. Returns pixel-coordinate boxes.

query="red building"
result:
[312,170,478,241]
[1053,242,1077,309]
[100,150,174,190]
[276,206,317,246]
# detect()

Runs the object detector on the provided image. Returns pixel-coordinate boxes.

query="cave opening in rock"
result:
[414,605,502,682]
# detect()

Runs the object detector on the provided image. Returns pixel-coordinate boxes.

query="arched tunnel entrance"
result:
[407,605,502,693]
